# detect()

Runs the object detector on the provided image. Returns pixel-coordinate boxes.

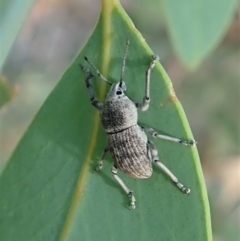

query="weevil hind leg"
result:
[142,126,196,146]
[135,55,159,111]
[111,165,136,209]
[96,149,136,209]
[148,140,190,195]
[95,147,109,172]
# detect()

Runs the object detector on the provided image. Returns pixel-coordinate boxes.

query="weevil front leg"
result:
[143,126,196,146]
[135,55,160,111]
[111,164,136,209]
[148,140,190,195]
[83,56,112,85]
[80,64,103,110]
[95,147,109,172]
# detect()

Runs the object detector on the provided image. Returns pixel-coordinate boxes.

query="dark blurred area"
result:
[0,0,239,240]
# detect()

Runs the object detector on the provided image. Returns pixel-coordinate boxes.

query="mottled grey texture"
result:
[101,96,137,133]
[100,90,152,178]
[107,125,152,178]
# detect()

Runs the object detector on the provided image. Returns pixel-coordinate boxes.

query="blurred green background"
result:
[0,0,239,240]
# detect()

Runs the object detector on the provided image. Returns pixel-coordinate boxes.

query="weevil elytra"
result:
[80,40,196,209]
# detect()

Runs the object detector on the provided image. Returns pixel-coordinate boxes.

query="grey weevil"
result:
[80,40,196,209]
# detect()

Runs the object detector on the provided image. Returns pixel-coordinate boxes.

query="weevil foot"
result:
[95,160,104,172]
[179,139,197,146]
[152,55,160,62]
[128,191,136,210]
[175,182,191,195]
[95,166,101,172]
[182,187,191,195]
[79,64,88,73]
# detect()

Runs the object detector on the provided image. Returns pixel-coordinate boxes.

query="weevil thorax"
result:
[101,81,138,133]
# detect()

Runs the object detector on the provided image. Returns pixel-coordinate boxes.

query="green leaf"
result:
[0,0,36,69]
[162,0,237,68]
[0,0,211,240]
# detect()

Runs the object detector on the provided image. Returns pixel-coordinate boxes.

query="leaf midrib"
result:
[58,0,115,239]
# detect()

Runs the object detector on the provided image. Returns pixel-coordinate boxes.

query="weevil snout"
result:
[119,81,126,91]
[106,81,127,100]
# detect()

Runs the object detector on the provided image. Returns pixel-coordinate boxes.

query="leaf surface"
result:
[0,1,211,240]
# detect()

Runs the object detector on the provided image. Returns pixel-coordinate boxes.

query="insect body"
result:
[80,40,196,209]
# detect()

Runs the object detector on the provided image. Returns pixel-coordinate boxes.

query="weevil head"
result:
[101,80,138,133]
[105,81,127,101]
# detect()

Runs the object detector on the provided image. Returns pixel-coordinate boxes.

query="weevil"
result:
[80,40,196,209]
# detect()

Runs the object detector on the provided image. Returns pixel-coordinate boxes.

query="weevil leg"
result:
[148,140,190,195]
[135,55,160,111]
[80,64,103,110]
[95,147,109,172]
[111,164,136,210]
[142,126,196,146]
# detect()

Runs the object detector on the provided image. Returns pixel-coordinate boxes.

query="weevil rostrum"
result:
[80,40,196,209]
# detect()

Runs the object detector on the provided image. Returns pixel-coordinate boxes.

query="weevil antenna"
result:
[120,39,130,85]
[84,56,112,85]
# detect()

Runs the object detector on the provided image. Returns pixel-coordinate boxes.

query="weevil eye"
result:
[116,91,122,95]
